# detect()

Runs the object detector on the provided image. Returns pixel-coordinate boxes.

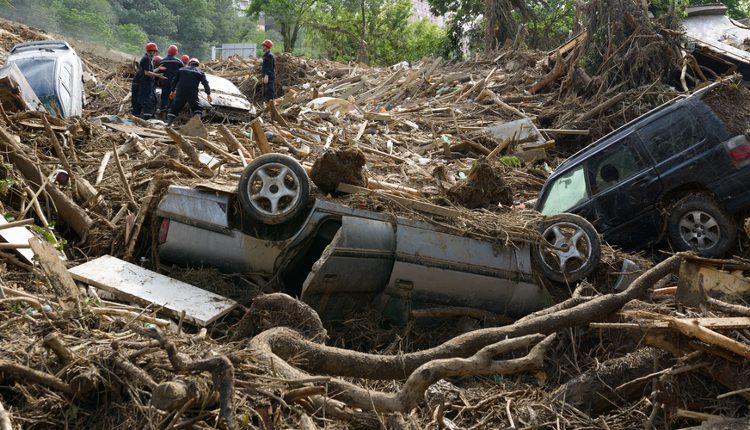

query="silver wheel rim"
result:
[247,162,302,217]
[678,210,720,250]
[540,221,594,277]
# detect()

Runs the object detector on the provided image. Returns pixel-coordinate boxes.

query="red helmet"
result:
[153,56,162,63]
[188,58,200,65]
[262,39,273,49]
[145,42,158,52]
[167,45,178,56]
[181,55,190,64]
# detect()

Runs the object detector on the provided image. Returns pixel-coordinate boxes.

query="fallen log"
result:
[254,254,682,380]
[249,327,553,412]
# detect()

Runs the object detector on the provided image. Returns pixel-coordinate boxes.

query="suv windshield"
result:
[539,166,588,214]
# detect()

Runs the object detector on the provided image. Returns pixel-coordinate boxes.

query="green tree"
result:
[247,0,319,52]
[113,23,148,53]
[403,19,448,61]
[310,0,414,64]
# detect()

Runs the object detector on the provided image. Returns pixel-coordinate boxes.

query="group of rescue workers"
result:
[131,39,276,127]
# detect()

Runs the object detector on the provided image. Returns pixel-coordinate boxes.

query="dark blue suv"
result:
[535,82,750,257]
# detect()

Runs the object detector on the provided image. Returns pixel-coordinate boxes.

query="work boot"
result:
[166,114,175,127]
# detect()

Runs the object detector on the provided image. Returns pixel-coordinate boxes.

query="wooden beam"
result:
[249,117,272,154]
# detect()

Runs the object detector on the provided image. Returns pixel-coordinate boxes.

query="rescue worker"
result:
[157,45,184,119]
[167,58,212,127]
[132,42,165,119]
[181,54,190,65]
[260,39,275,101]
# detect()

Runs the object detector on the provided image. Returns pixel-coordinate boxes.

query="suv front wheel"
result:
[667,195,737,257]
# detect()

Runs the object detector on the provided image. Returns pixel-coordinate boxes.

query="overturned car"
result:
[3,40,85,118]
[157,73,255,121]
[156,154,607,323]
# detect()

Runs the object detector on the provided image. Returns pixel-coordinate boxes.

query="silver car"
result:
[156,154,605,322]
[4,40,85,118]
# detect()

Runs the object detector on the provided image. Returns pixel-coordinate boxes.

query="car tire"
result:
[238,153,311,225]
[532,213,601,284]
[667,195,736,257]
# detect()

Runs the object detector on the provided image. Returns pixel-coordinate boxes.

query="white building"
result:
[235,0,251,17]
[411,0,445,27]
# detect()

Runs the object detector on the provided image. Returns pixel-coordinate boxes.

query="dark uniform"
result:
[157,55,184,116]
[262,50,275,100]
[133,54,157,118]
[168,64,210,124]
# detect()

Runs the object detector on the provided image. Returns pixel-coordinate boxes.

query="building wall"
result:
[411,0,445,27]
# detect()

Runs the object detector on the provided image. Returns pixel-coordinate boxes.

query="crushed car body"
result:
[3,40,85,117]
[156,154,608,323]
[199,74,255,121]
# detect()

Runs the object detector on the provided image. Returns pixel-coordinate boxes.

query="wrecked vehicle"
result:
[683,5,750,83]
[3,40,85,117]
[536,82,750,257]
[200,74,255,121]
[156,73,255,121]
[156,154,603,322]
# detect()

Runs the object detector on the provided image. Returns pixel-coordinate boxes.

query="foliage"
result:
[0,0,250,58]
[403,19,448,61]
[527,0,575,50]
[308,0,442,65]
[247,0,319,53]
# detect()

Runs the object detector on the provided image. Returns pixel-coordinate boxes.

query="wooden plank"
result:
[0,217,35,264]
[68,255,237,326]
[591,317,750,330]
[29,238,80,309]
[337,183,461,218]
[538,128,590,136]
[249,118,272,154]
[102,122,167,139]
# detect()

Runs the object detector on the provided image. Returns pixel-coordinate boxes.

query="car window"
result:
[639,108,705,162]
[539,166,588,214]
[586,135,647,195]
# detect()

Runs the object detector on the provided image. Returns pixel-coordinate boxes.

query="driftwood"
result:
[0,125,93,240]
[249,255,682,381]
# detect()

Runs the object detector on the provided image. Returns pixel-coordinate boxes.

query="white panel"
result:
[69,255,237,326]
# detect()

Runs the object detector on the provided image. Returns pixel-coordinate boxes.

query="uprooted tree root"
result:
[241,254,682,420]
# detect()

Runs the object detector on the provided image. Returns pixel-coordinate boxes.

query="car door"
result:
[585,134,663,248]
[637,106,715,192]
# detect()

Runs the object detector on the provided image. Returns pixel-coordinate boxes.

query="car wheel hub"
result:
[540,222,593,275]
[678,210,720,250]
[247,162,301,216]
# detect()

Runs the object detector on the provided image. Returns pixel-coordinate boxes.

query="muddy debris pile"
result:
[0,11,749,430]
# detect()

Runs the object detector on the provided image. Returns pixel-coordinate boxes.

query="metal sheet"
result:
[157,185,231,231]
[158,220,283,274]
[68,255,237,326]
[301,217,395,319]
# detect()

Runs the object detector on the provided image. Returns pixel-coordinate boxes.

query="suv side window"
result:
[639,108,705,162]
[586,135,647,195]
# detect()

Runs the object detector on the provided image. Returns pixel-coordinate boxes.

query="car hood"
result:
[198,74,254,114]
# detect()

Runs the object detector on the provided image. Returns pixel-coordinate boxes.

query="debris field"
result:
[0,7,749,430]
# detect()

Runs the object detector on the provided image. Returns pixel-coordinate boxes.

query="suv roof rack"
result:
[10,40,71,54]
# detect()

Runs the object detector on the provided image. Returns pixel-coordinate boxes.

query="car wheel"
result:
[532,213,601,284]
[667,195,736,257]
[238,153,310,225]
